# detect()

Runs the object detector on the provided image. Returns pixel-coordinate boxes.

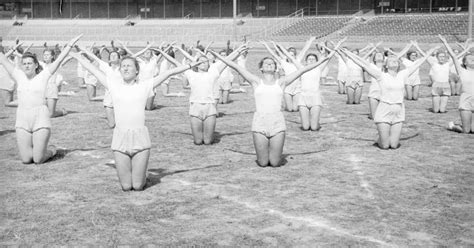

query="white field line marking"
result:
[349,154,375,199]
[173,179,393,247]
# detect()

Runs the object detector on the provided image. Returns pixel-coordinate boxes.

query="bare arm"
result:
[405,45,440,77]
[278,44,303,69]
[282,49,338,86]
[153,48,182,67]
[296,36,316,62]
[174,45,196,62]
[209,49,260,87]
[115,40,134,56]
[340,48,381,80]
[212,43,248,74]
[260,41,284,62]
[153,60,203,88]
[411,41,426,57]
[395,42,413,59]
[47,34,82,75]
[439,35,463,75]
[70,52,107,88]
[456,43,473,59]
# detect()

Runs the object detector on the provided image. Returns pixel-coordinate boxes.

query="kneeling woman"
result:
[340,45,438,149]
[72,52,201,191]
[209,41,341,167]
[0,35,81,164]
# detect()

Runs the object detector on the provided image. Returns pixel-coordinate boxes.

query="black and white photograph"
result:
[0,0,473,246]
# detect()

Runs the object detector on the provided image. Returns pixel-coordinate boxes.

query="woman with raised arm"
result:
[0,43,22,107]
[163,45,246,145]
[210,40,343,167]
[79,46,122,128]
[340,45,439,149]
[366,50,386,120]
[276,37,315,112]
[0,35,81,164]
[440,36,474,133]
[279,41,341,131]
[339,47,373,105]
[426,45,453,113]
[71,51,202,191]
[400,41,424,101]
[41,48,68,118]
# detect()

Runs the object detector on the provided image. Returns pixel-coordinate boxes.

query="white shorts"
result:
[297,93,323,109]
[15,105,52,133]
[251,111,286,138]
[189,102,217,120]
[111,126,151,156]
[374,101,405,124]
[459,93,474,111]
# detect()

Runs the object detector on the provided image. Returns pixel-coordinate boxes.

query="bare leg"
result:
[292,95,300,112]
[113,151,133,191]
[405,85,413,100]
[309,106,322,131]
[455,82,462,96]
[16,129,34,164]
[460,110,473,133]
[222,90,230,104]
[145,95,156,110]
[413,85,420,100]
[46,98,66,118]
[368,97,379,120]
[86,85,97,101]
[203,115,216,145]
[299,106,310,130]
[284,93,293,111]
[449,80,456,96]
[32,128,55,164]
[104,107,115,128]
[268,132,285,167]
[354,86,362,104]
[131,149,150,191]
[346,87,355,104]
[253,132,269,167]
[337,81,346,94]
[439,96,449,113]
[432,96,441,113]
[376,123,391,149]
[190,117,204,145]
[389,122,403,148]
[0,89,17,107]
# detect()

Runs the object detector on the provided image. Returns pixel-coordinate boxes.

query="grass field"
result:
[0,48,473,246]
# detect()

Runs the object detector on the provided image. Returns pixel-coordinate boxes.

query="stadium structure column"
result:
[233,0,237,41]
[469,0,473,39]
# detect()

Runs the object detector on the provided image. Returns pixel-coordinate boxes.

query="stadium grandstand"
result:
[0,0,472,44]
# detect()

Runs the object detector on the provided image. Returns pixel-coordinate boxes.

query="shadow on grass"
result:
[0,129,15,136]
[213,131,249,144]
[223,111,254,116]
[226,148,329,157]
[50,148,103,162]
[342,133,420,142]
[286,119,345,126]
[170,131,248,145]
[145,164,224,189]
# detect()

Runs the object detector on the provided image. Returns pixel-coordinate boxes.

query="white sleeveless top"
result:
[254,80,283,113]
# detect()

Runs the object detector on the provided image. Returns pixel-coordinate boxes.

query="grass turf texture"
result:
[0,49,473,246]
